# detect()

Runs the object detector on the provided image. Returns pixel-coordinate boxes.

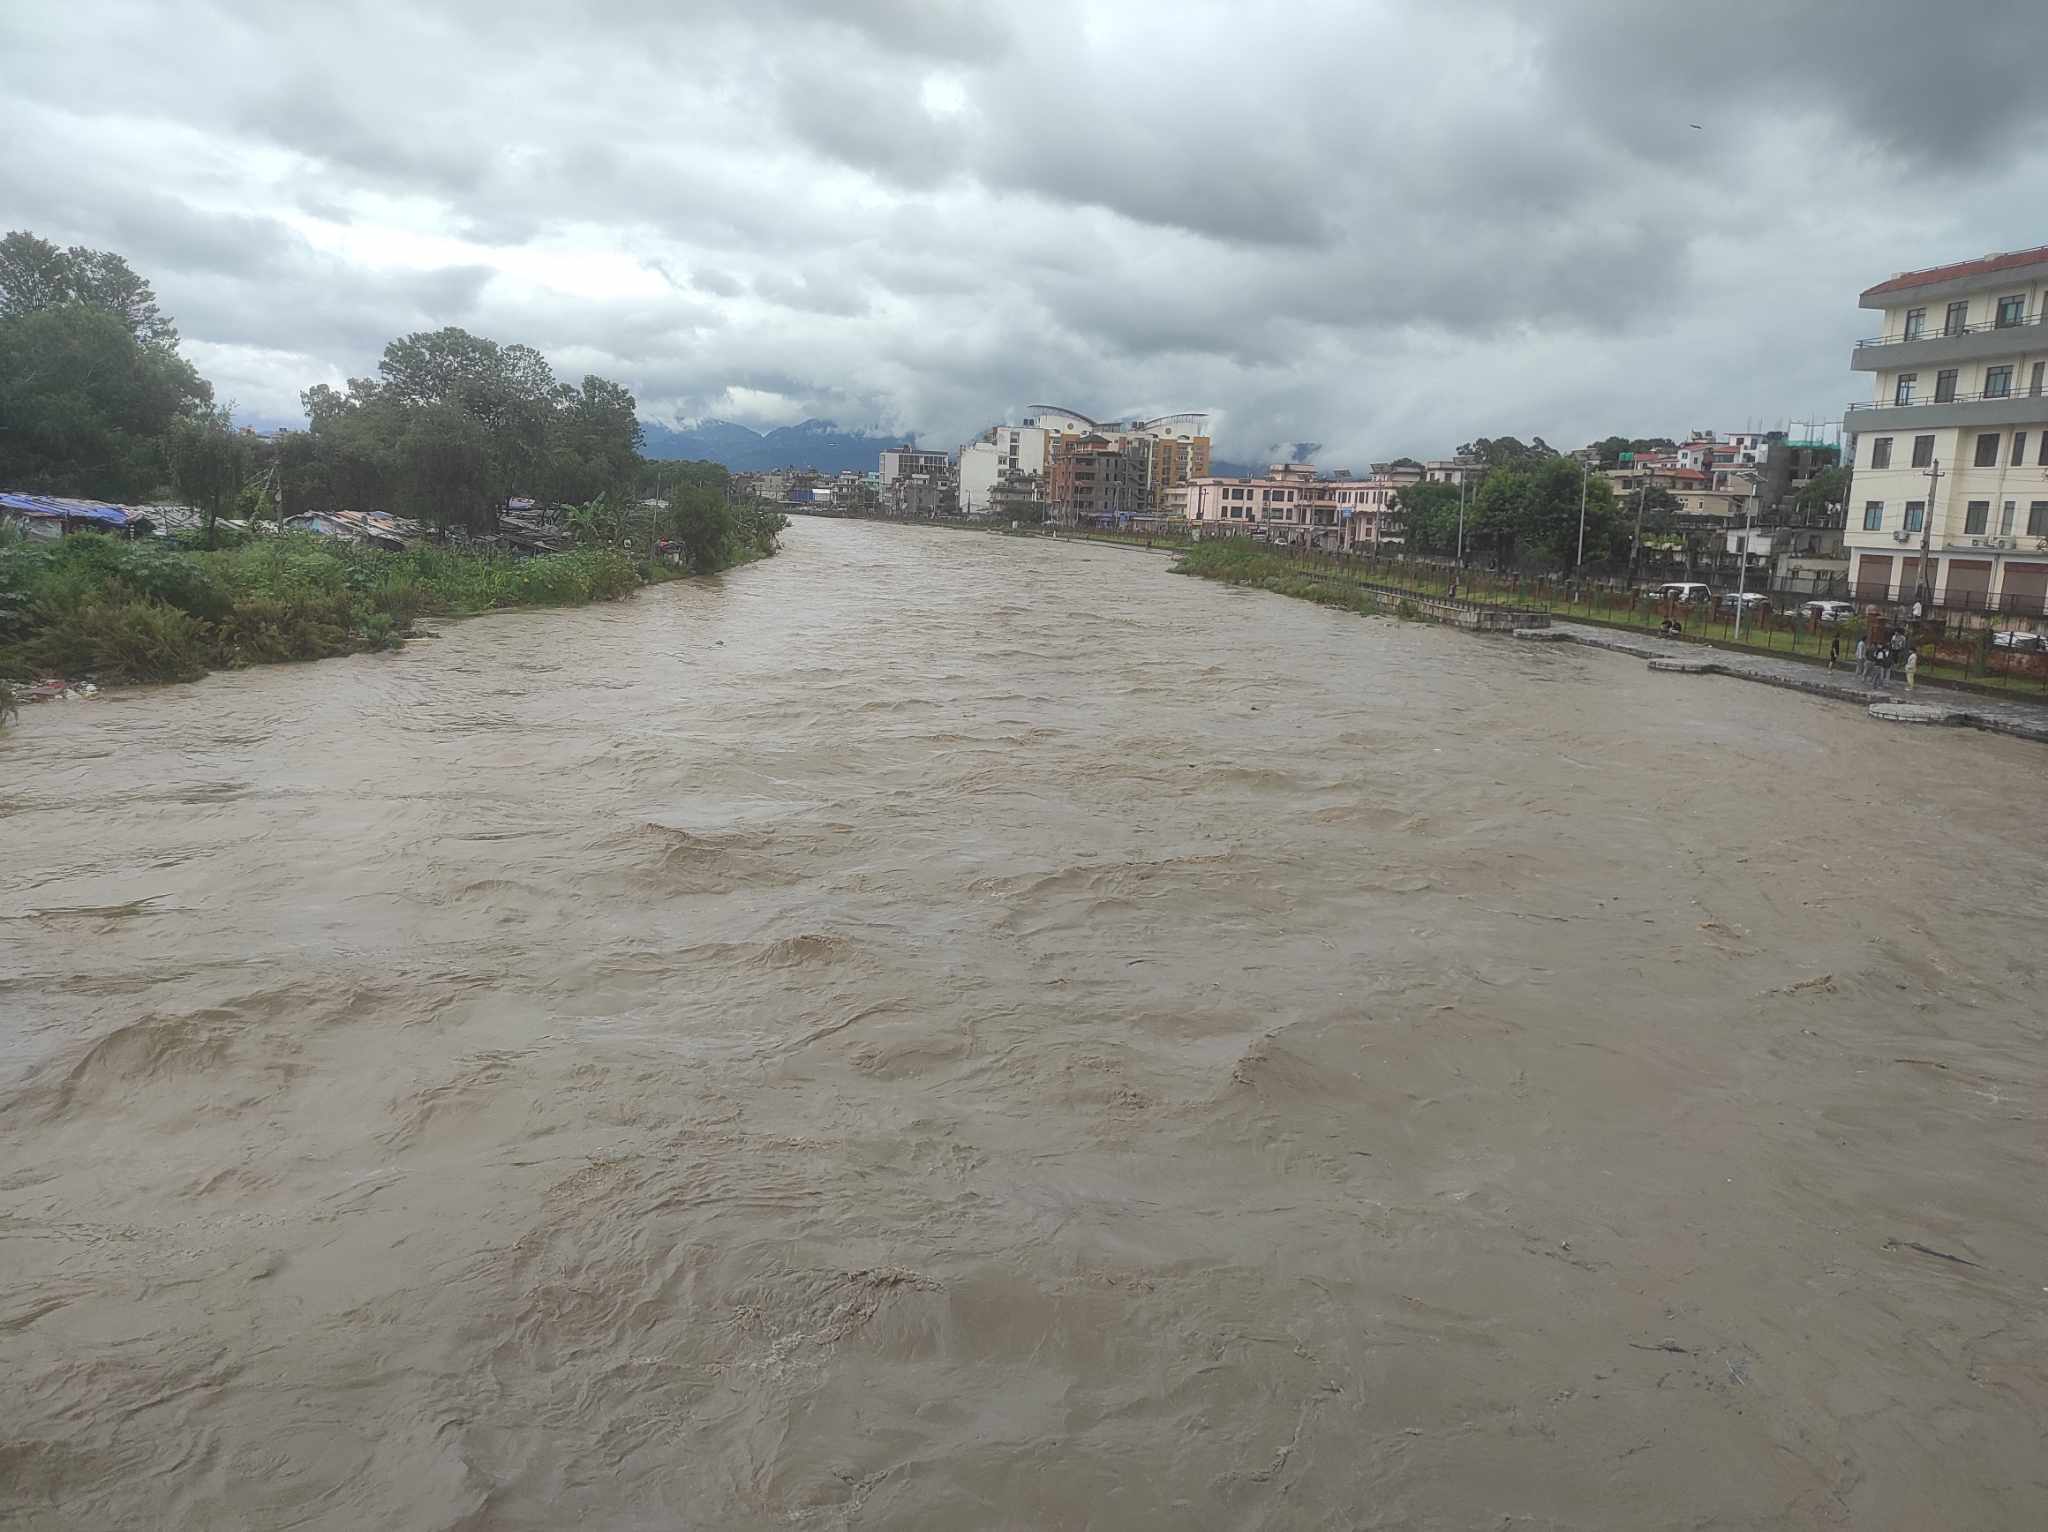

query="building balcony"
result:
[1844,390,2048,433]
[1851,314,2048,371]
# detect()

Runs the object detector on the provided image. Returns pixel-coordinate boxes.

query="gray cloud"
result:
[4,0,2046,458]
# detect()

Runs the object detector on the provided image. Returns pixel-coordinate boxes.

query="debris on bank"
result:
[11,677,100,704]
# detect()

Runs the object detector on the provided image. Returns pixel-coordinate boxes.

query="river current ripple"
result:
[2,519,2044,1528]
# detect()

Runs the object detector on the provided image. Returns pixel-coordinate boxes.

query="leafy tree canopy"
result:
[0,301,211,498]
[0,230,178,347]
[296,327,644,529]
[1457,435,1556,468]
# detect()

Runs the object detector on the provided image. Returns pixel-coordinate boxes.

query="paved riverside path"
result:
[1517,621,2048,745]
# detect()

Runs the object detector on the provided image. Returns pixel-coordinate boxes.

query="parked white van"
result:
[1654,582,1712,604]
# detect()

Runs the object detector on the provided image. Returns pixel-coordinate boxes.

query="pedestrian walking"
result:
[1829,635,1841,671]
[1875,644,1892,688]
[1854,636,1868,679]
[1906,648,1919,690]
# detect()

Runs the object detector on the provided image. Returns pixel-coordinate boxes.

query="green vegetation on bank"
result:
[1172,541,1394,619]
[0,500,787,688]
[1176,539,2048,697]
[0,228,789,711]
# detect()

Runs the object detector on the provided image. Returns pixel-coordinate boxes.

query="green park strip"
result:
[1172,540,2048,699]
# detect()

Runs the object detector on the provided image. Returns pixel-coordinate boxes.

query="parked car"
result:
[1717,591,1771,614]
[1800,599,1858,623]
[1990,629,2046,652]
[1654,581,1712,604]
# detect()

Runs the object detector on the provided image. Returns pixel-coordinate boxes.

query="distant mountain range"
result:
[640,417,912,473]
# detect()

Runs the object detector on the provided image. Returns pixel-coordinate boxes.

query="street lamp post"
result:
[1575,453,1589,569]
[1455,471,1467,571]
[1733,475,1759,642]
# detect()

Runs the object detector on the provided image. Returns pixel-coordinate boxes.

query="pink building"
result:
[1184,462,1417,550]
[1183,463,1319,536]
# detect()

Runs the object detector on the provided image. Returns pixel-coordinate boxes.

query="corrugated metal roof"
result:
[0,492,137,526]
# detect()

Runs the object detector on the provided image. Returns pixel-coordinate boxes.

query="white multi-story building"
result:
[957,426,1049,514]
[1844,245,2048,617]
[880,447,949,485]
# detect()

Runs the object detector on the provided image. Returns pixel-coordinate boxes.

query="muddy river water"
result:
[2,518,2045,1529]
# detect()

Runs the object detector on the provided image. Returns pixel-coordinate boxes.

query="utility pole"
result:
[1575,452,1589,569]
[1455,471,1467,570]
[1915,458,1941,613]
[1628,476,1647,586]
[1734,472,1759,641]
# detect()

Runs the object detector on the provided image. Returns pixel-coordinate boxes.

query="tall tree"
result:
[1388,480,1464,556]
[396,403,497,531]
[667,484,735,573]
[1471,457,1623,568]
[0,302,211,497]
[1459,436,1556,468]
[0,231,177,346]
[163,405,251,546]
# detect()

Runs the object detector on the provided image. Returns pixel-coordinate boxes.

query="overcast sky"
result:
[7,1,2047,463]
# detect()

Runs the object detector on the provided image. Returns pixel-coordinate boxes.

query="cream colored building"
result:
[958,426,1049,514]
[1845,245,2048,617]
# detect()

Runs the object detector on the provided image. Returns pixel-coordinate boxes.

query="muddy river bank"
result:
[2,517,2043,1528]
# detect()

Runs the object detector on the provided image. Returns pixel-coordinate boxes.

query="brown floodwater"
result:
[2,518,2045,1529]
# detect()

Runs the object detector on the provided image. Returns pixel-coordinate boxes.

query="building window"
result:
[1870,436,1893,468]
[1965,500,1990,535]
[1985,365,2013,398]
[1911,434,1935,467]
[2029,502,2048,536]
[1905,501,1926,532]
[1934,368,1958,402]
[2001,500,2017,535]
[1863,501,1884,531]
[1894,373,1917,405]
[1903,307,1926,340]
[2016,431,2031,466]
[1974,432,2002,466]
[1944,300,1969,335]
[2034,361,2047,396]
[1997,294,2026,328]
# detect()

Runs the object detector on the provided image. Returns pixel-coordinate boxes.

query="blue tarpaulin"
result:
[0,493,137,527]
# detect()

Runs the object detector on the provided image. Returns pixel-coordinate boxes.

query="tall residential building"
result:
[1049,433,1150,524]
[880,447,949,485]
[957,425,1049,514]
[1023,405,1210,513]
[1845,245,2048,615]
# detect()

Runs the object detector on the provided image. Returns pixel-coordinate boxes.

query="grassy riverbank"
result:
[0,521,779,690]
[1175,540,2048,697]
[1172,541,1417,619]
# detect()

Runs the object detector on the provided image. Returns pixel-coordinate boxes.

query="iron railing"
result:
[1848,385,2046,412]
[1854,312,2047,348]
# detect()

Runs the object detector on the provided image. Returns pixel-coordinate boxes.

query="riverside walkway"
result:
[1521,621,2048,744]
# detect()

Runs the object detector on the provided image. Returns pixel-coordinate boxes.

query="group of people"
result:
[1833,633,1917,689]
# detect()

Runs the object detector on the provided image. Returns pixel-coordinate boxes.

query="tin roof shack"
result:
[282,510,423,551]
[496,499,572,554]
[142,503,259,542]
[0,493,155,540]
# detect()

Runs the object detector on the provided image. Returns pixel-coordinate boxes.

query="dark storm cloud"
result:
[4,0,2046,458]
[1516,0,2048,164]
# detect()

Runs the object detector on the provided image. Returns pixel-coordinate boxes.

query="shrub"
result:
[11,597,214,684]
